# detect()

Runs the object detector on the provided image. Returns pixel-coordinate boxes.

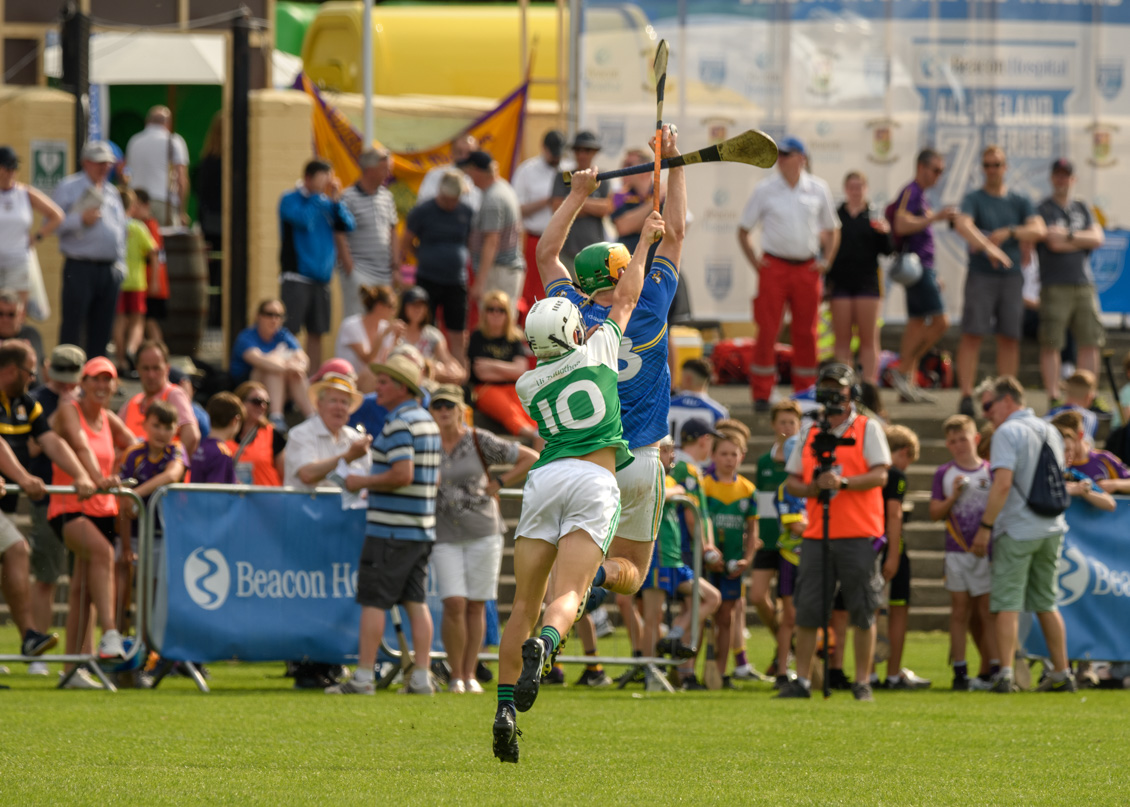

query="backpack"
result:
[1013,420,1069,517]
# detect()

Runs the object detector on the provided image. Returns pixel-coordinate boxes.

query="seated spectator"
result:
[1051,412,1117,511]
[430,384,538,693]
[1045,370,1100,440]
[669,358,728,446]
[1051,409,1130,494]
[0,291,44,376]
[466,290,541,449]
[334,284,397,393]
[119,340,200,459]
[284,372,372,491]
[169,366,209,438]
[384,286,465,384]
[192,392,244,484]
[231,381,286,486]
[230,298,312,431]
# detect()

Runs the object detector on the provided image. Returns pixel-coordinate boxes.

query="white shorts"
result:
[614,445,664,543]
[514,459,621,553]
[431,534,503,601]
[944,551,992,597]
[0,258,30,293]
[0,511,26,555]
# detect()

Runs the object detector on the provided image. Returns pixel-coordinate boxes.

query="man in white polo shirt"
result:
[737,136,840,410]
[512,130,566,315]
[125,106,189,226]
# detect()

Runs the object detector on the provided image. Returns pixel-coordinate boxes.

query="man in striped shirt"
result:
[329,353,441,695]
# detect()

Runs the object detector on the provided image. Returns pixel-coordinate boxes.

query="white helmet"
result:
[525,298,585,358]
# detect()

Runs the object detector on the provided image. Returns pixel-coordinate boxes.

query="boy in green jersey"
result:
[492,170,665,764]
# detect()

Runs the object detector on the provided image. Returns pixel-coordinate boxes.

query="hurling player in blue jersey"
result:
[535,124,685,596]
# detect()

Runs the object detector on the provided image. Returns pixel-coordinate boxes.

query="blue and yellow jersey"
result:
[774,481,807,564]
[702,473,757,562]
[546,255,678,449]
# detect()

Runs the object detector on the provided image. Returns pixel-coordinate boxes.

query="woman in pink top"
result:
[50,357,137,674]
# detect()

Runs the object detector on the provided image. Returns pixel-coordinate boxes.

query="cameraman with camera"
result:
[777,364,892,701]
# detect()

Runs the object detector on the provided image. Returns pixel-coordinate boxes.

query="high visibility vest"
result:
[123,385,176,439]
[799,412,885,540]
[228,423,282,487]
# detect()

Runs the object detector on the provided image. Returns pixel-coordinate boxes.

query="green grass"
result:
[1,626,1127,805]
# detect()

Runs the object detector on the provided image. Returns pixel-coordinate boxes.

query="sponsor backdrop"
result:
[154,488,464,664]
[580,0,1130,321]
[1025,498,1130,662]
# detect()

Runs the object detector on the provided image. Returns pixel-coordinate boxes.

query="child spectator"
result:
[1051,411,1118,510]
[1045,370,1099,440]
[135,189,169,343]
[878,425,931,689]
[119,399,186,565]
[753,400,802,677]
[191,392,244,484]
[113,188,158,375]
[703,426,760,688]
[772,441,808,689]
[929,414,998,690]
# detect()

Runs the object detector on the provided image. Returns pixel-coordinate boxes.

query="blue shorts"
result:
[709,571,744,602]
[904,265,944,319]
[641,564,694,598]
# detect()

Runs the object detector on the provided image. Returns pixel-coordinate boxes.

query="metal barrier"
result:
[0,484,146,692]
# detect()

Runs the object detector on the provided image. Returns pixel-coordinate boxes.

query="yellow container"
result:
[670,326,704,377]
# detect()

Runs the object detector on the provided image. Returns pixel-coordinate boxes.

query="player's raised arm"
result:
[536,167,600,288]
[653,125,685,266]
[608,212,665,333]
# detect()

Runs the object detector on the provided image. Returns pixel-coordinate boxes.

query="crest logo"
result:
[699,58,726,89]
[1088,122,1119,169]
[1091,232,1129,294]
[705,260,732,301]
[712,188,729,207]
[866,119,899,164]
[184,547,231,610]
[809,52,835,97]
[1097,59,1123,102]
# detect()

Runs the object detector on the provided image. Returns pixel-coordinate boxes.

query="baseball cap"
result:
[543,130,566,158]
[82,356,117,379]
[778,136,806,156]
[401,285,430,306]
[310,358,357,384]
[680,417,722,443]
[1051,157,1074,175]
[570,130,603,151]
[817,362,856,387]
[48,344,85,384]
[81,140,116,164]
[0,146,19,170]
[458,150,493,171]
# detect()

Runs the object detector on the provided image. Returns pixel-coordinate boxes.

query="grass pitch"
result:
[1,626,1126,805]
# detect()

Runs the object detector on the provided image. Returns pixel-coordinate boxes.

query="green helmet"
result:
[574,241,631,295]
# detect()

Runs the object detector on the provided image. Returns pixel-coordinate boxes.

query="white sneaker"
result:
[61,669,104,689]
[97,629,125,660]
[325,676,375,695]
[28,661,49,676]
[466,678,484,694]
[403,668,436,695]
[968,675,994,691]
[448,678,466,694]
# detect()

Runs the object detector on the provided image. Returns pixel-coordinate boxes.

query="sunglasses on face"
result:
[982,397,1001,414]
[246,397,270,407]
[430,400,457,411]
[260,310,284,319]
[982,162,1003,169]
[485,307,506,314]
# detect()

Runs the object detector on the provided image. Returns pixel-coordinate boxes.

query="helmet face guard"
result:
[575,242,631,295]
[525,298,585,358]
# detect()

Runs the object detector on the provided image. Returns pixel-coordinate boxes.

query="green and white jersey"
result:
[517,321,634,473]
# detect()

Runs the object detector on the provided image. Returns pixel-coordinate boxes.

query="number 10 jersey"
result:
[516,320,634,473]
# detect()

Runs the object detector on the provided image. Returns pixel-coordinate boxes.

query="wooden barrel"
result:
[162,231,209,357]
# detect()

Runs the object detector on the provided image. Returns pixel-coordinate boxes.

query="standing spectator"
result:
[467,290,541,448]
[464,151,525,313]
[610,147,660,255]
[133,190,169,344]
[335,284,397,392]
[337,148,399,318]
[778,363,891,701]
[230,381,286,486]
[196,113,224,327]
[384,286,466,384]
[417,133,481,210]
[0,145,63,306]
[402,172,474,361]
[974,376,1074,693]
[953,146,1046,418]
[430,384,538,693]
[125,105,189,226]
[549,131,613,276]
[279,159,356,370]
[512,130,566,316]
[118,340,200,460]
[1035,158,1106,402]
[52,141,127,359]
[737,136,840,410]
[190,393,244,484]
[230,299,313,430]
[112,188,157,375]
[0,291,44,373]
[827,171,892,385]
[330,353,441,695]
[888,148,958,403]
[669,358,728,447]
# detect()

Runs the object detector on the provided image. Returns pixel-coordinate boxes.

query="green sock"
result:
[497,684,515,708]
[539,626,561,654]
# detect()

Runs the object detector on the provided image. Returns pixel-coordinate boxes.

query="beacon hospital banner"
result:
[579,0,1130,321]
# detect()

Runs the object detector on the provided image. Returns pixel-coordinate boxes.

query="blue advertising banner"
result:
[1094,230,1130,315]
[1024,498,1130,661]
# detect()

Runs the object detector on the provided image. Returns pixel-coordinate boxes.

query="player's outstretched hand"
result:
[569,167,600,197]
[649,123,680,158]
[641,211,666,244]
